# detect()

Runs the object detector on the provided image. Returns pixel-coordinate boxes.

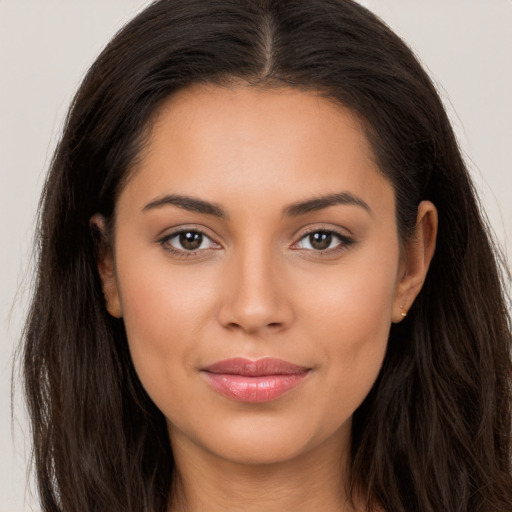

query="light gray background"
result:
[1,1,511,511]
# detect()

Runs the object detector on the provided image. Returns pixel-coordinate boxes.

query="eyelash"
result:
[292,228,355,255]
[158,228,218,258]
[158,227,354,258]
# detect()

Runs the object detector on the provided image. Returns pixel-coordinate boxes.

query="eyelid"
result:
[290,226,355,253]
[157,226,222,255]
[293,224,354,242]
[156,222,222,242]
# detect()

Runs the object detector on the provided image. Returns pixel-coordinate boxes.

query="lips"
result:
[201,357,311,403]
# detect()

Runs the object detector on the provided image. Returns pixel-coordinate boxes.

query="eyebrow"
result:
[142,194,228,218]
[283,192,372,217]
[142,191,372,218]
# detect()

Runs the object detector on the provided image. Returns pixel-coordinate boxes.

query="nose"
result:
[217,246,294,335]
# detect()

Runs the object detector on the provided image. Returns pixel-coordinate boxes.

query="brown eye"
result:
[161,229,218,253]
[179,231,203,250]
[309,232,332,250]
[294,229,353,253]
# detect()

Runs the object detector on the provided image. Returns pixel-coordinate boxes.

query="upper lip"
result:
[202,357,310,376]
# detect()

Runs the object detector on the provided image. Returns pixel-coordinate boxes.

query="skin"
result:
[94,84,437,512]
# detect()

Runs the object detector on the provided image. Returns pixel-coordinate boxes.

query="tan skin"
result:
[93,84,437,512]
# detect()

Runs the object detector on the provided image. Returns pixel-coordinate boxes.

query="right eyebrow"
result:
[141,194,228,219]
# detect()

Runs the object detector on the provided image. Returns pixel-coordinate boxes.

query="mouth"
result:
[200,357,311,403]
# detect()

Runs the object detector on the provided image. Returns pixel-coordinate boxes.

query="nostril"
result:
[225,320,283,334]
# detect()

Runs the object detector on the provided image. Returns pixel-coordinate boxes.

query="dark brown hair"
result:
[22,1,512,511]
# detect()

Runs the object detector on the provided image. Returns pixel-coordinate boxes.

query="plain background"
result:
[1,1,511,510]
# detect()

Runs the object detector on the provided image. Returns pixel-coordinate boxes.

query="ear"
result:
[392,201,438,323]
[90,214,123,318]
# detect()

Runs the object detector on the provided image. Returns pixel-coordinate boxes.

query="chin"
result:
[167,410,351,468]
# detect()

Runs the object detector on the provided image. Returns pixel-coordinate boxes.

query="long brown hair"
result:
[22,1,512,510]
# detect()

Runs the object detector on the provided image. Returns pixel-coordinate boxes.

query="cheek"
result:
[297,242,399,409]
[114,249,219,397]
[300,239,399,336]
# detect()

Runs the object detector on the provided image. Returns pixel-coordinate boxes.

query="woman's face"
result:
[98,84,431,467]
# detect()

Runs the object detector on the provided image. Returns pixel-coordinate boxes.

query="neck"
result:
[167,427,362,512]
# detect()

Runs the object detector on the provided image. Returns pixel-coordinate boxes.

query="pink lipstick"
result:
[201,357,311,403]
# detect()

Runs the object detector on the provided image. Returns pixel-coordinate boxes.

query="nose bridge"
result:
[218,235,292,333]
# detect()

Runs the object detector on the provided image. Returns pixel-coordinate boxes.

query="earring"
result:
[400,305,407,318]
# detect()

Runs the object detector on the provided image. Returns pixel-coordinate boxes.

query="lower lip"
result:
[202,371,310,403]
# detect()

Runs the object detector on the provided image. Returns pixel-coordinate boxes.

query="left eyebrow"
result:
[283,192,372,217]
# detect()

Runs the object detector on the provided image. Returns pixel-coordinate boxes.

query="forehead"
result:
[119,83,394,218]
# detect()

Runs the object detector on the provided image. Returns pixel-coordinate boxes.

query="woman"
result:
[22,0,512,511]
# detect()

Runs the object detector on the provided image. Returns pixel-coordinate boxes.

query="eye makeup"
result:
[157,225,355,260]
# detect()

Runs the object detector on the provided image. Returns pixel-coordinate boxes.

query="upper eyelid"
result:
[158,225,218,242]
[293,230,352,247]
[293,225,353,242]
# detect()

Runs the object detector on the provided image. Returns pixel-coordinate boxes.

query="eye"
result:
[294,230,353,252]
[159,229,219,254]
